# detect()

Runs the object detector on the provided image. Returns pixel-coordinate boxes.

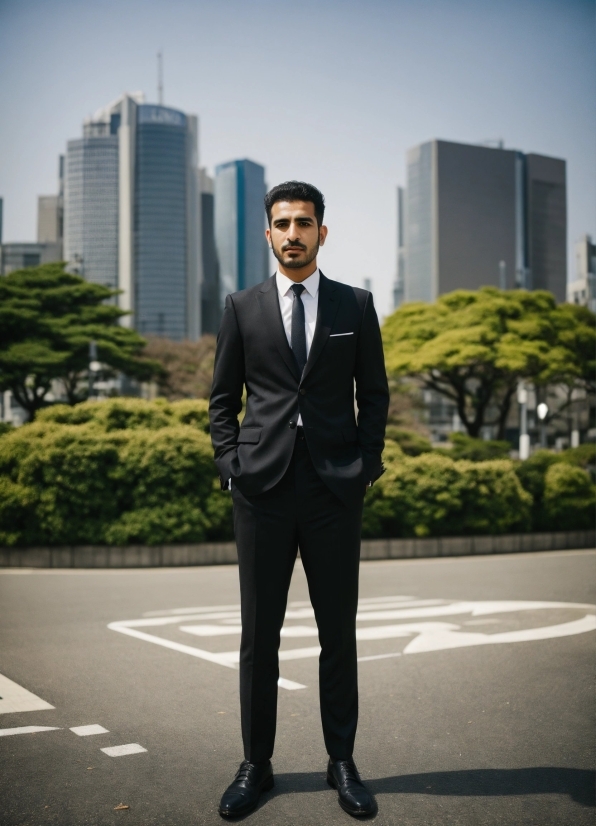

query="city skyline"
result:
[0,0,594,316]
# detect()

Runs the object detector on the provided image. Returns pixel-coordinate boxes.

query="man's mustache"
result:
[282,241,307,252]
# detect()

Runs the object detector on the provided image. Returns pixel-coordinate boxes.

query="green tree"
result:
[0,263,161,420]
[382,288,595,438]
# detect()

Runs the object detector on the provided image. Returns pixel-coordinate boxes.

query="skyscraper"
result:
[37,156,64,258]
[214,159,268,305]
[64,93,202,340]
[399,139,567,304]
[199,169,221,334]
[568,235,596,312]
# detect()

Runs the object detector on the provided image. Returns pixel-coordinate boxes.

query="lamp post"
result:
[88,340,100,400]
[537,402,548,448]
[518,382,530,460]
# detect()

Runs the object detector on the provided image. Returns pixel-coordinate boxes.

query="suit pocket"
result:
[237,427,262,444]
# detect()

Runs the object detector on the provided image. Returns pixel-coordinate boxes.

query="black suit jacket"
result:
[209,272,389,507]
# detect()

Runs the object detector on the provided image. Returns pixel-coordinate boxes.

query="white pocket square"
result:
[329,332,354,337]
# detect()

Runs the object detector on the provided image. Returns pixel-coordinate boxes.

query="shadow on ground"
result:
[268,767,594,807]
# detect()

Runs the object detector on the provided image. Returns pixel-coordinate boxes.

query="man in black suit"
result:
[209,181,389,818]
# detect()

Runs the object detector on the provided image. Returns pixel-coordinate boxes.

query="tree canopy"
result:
[0,263,160,420]
[382,288,596,438]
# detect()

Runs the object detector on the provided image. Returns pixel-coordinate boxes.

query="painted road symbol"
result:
[108,595,596,690]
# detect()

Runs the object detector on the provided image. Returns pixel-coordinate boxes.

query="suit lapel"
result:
[256,275,301,382]
[302,272,340,382]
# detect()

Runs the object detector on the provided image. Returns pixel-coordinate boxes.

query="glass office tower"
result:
[401,139,566,304]
[214,159,268,305]
[64,127,119,289]
[134,105,188,338]
[64,93,202,340]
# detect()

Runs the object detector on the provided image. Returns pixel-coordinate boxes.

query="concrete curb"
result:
[0,531,593,568]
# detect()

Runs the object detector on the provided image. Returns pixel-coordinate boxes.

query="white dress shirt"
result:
[276,268,319,426]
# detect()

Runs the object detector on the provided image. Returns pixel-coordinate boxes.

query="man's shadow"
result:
[267,767,594,806]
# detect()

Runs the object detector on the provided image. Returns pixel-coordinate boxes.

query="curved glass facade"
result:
[134,105,188,339]
[64,136,119,289]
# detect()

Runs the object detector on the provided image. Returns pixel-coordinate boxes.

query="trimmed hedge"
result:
[362,445,532,539]
[0,399,593,546]
[0,399,231,546]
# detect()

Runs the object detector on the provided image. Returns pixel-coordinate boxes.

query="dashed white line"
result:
[70,724,109,736]
[0,726,61,737]
[101,743,147,757]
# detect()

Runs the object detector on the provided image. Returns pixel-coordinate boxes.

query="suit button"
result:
[299,388,306,396]
[289,421,296,429]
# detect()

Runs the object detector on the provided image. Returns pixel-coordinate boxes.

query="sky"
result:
[0,0,594,316]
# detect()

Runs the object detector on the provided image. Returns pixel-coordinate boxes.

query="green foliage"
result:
[0,422,14,437]
[514,448,596,530]
[37,397,210,433]
[559,443,596,470]
[1,400,592,547]
[0,404,229,546]
[0,263,161,419]
[384,426,432,456]
[436,433,511,462]
[543,463,596,531]
[362,444,531,538]
[382,288,596,438]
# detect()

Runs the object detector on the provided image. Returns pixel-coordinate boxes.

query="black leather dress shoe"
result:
[218,760,274,818]
[327,758,376,817]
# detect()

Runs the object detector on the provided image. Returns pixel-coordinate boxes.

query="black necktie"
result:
[290,283,307,375]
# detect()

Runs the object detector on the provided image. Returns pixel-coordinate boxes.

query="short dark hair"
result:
[264,181,325,227]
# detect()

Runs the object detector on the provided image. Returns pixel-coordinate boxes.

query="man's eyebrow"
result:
[272,215,314,225]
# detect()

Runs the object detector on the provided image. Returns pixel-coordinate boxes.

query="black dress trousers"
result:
[232,431,363,764]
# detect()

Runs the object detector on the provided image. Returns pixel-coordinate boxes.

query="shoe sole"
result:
[327,772,376,818]
[218,775,274,818]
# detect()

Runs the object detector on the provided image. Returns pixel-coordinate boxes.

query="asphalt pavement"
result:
[1,549,594,826]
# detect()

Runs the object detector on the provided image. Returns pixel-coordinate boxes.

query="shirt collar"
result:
[276,268,320,299]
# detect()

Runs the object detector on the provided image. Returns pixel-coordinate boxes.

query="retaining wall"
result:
[0,531,593,568]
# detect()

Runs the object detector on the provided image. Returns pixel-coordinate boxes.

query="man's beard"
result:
[271,239,319,270]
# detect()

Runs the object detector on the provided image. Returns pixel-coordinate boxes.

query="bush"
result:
[514,448,596,529]
[362,445,531,538]
[1,400,592,547]
[542,463,595,531]
[436,433,511,462]
[37,397,210,433]
[0,406,230,546]
[384,426,432,456]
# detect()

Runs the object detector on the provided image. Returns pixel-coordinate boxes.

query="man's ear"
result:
[265,228,272,248]
[319,225,328,246]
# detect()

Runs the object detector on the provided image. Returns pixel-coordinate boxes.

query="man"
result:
[209,181,389,818]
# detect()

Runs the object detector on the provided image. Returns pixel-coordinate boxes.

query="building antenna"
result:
[157,51,164,105]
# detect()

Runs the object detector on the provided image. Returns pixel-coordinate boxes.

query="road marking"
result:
[358,652,402,662]
[110,597,596,690]
[403,614,596,653]
[277,678,307,690]
[70,724,109,736]
[108,622,240,669]
[0,673,54,714]
[0,726,61,737]
[101,743,147,757]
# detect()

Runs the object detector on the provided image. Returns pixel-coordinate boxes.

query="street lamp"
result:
[518,382,530,460]
[537,402,549,448]
[88,340,100,399]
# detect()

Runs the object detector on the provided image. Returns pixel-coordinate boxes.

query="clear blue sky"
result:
[1,0,594,315]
